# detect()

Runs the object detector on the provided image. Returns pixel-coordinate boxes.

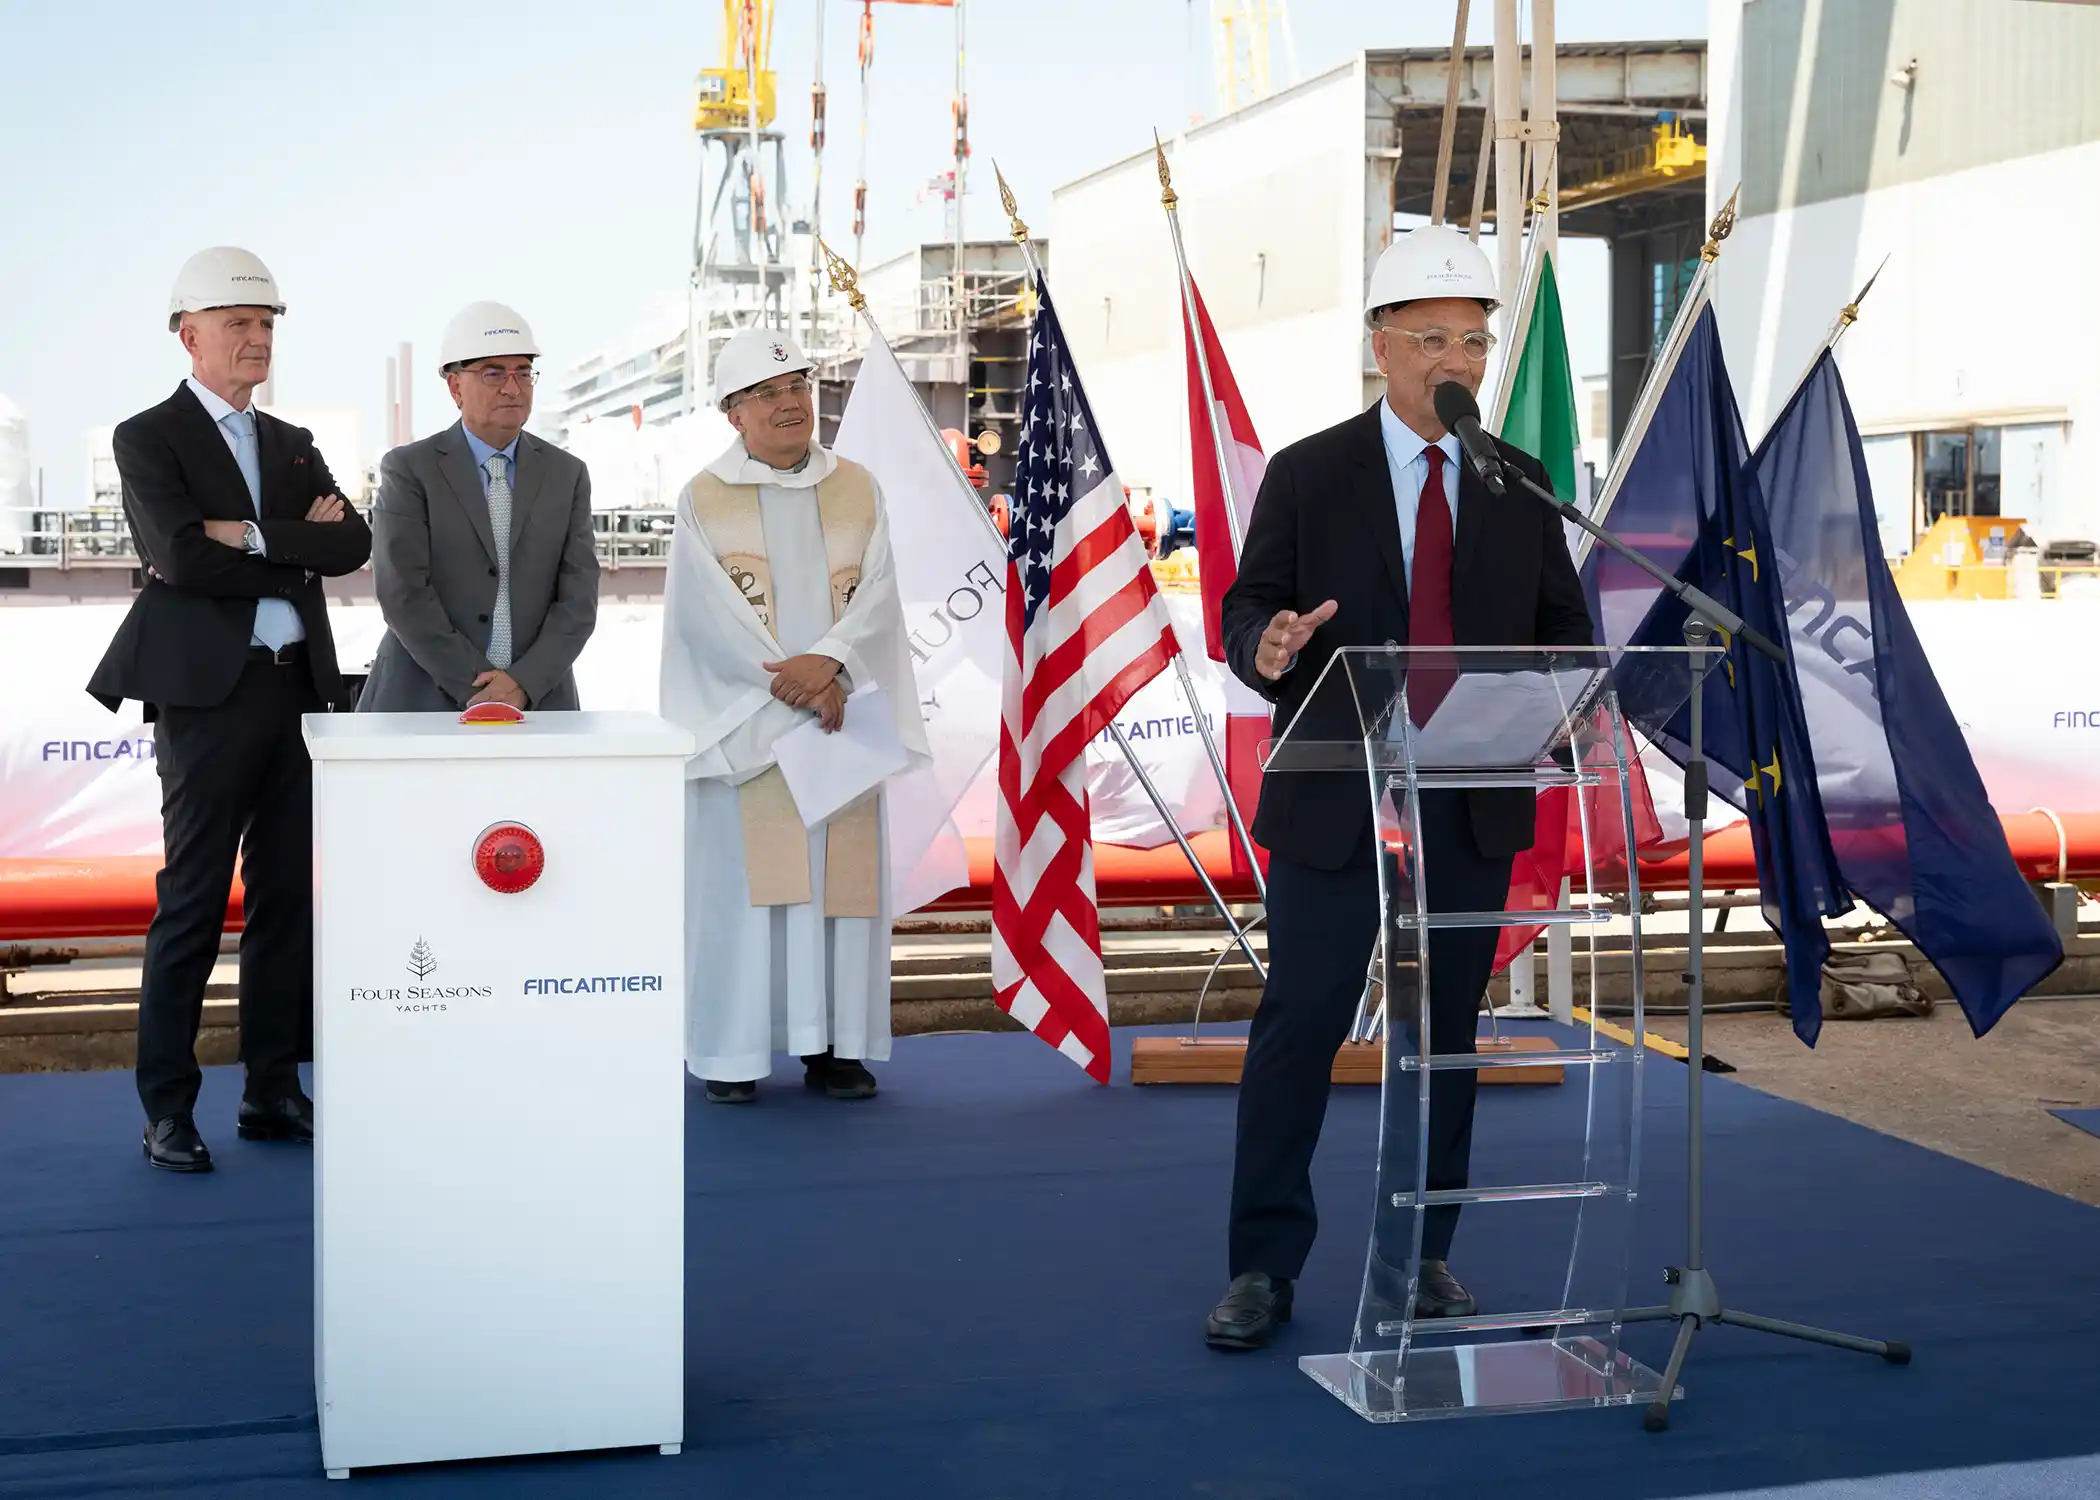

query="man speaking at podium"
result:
[1204,225,1594,1350]
[659,328,927,1106]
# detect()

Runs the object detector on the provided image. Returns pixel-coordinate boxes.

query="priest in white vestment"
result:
[660,328,929,1104]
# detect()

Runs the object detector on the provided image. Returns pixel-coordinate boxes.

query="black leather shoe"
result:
[807,1055,878,1100]
[237,1092,314,1144]
[1414,1260,1477,1319]
[705,1079,757,1104]
[1205,1272,1293,1350]
[144,1114,213,1172]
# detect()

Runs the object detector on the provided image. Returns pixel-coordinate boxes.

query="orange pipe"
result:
[2,812,2092,941]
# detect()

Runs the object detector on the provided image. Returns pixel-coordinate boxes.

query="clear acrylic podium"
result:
[1261,644,1717,1423]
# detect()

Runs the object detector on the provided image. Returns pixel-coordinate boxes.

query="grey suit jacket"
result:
[358,423,599,712]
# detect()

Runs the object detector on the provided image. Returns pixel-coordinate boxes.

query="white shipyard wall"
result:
[1047,58,1370,510]
[1706,0,2100,552]
[1709,143,2100,551]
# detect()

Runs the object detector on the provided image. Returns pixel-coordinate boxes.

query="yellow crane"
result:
[694,0,777,135]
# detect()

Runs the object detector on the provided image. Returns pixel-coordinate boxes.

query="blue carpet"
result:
[3,1024,2099,1499]
[2048,1107,2100,1141]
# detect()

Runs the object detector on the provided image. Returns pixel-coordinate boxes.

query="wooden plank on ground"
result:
[1130,1033,1564,1086]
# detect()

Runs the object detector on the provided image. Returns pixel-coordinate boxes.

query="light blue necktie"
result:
[483,454,514,669]
[222,409,302,650]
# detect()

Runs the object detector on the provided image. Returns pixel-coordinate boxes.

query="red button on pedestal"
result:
[473,823,545,894]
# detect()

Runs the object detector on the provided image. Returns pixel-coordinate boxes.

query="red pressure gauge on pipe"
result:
[473,822,545,894]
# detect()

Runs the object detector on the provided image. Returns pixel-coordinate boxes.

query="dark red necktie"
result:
[1408,449,1456,724]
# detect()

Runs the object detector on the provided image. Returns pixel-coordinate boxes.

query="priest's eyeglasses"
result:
[734,375,813,407]
[1382,326,1497,363]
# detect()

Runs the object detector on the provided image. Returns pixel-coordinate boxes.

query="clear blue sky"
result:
[0,0,1705,505]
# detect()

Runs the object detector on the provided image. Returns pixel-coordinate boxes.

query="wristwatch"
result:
[242,520,265,555]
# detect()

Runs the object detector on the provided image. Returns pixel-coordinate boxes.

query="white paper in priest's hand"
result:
[1403,669,1596,767]
[772,686,912,827]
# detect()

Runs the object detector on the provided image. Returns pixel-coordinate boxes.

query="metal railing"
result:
[5,507,681,573]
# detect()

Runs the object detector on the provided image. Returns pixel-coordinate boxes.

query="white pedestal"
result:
[304,710,695,1477]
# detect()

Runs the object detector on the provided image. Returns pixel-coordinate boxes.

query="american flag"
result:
[991,277,1179,1082]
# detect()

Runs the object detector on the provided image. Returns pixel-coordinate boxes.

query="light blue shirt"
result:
[460,424,522,493]
[1376,398,1463,598]
[185,377,303,649]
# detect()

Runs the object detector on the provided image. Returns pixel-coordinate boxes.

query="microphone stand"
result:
[1480,453,1911,1432]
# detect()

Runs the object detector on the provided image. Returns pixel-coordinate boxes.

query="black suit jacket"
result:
[1221,402,1594,871]
[87,384,371,717]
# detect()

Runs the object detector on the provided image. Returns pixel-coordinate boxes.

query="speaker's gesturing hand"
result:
[1254,599,1337,681]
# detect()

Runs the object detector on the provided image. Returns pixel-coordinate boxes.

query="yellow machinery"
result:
[1559,118,1707,214]
[694,0,777,134]
[1894,514,2031,600]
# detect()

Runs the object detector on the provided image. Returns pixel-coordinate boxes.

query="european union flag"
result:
[1752,351,2062,1035]
[1605,308,1851,1042]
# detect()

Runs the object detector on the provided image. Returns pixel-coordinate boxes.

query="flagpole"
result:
[821,232,1267,984]
[1576,185,1739,564]
[1784,255,1887,400]
[1151,135,1269,904]
[997,161,1270,914]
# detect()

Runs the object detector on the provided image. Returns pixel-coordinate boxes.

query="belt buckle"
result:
[270,643,297,666]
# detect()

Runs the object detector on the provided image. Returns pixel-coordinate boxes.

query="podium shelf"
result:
[1375,1306,1625,1338]
[1390,1181,1623,1208]
[1397,907,1614,931]
[1394,768,1603,790]
[1397,1047,1620,1073]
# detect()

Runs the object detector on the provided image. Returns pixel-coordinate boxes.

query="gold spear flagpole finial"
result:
[1700,183,1742,262]
[1839,253,1890,328]
[1153,129,1178,209]
[994,159,1029,244]
[816,236,868,313]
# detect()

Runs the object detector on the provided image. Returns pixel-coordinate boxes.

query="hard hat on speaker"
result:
[712,327,814,408]
[439,302,541,370]
[1363,224,1499,321]
[167,247,285,332]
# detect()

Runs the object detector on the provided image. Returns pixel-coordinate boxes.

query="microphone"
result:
[1432,382,1506,496]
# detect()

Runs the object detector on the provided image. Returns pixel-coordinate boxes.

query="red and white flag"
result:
[1180,273,1272,877]
[991,278,1179,1082]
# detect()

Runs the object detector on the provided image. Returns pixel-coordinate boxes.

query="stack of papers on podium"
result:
[1407,669,1595,767]
[773,686,912,826]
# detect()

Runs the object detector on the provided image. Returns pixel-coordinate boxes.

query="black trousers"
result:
[1228,792,1514,1279]
[137,651,320,1121]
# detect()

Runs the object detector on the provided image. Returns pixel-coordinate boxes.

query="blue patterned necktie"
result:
[484,454,514,669]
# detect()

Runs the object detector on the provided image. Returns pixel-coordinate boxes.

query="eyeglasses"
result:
[1381,326,1497,363]
[733,375,813,407]
[464,365,540,389]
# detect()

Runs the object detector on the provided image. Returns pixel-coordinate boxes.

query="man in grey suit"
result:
[360,301,598,712]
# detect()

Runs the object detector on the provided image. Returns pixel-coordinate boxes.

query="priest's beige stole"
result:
[688,463,885,917]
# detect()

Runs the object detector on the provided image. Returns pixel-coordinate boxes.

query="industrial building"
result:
[1045,39,1709,516]
[1707,0,2100,566]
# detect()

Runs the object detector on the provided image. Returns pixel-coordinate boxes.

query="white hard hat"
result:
[439,301,541,370]
[167,246,285,332]
[1364,224,1499,321]
[712,327,813,408]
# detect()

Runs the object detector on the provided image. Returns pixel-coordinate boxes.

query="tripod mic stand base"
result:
[1622,1277,1913,1432]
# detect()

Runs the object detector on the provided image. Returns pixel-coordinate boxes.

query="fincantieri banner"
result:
[0,592,1263,901]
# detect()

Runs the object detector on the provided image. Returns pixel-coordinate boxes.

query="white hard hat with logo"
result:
[439,301,541,370]
[167,246,285,332]
[712,326,814,408]
[1364,224,1499,321]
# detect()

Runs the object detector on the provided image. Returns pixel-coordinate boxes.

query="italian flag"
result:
[1492,247,1659,970]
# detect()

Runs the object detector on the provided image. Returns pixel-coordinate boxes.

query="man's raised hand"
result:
[1254,599,1338,681]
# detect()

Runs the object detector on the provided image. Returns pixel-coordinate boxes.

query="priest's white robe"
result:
[660,440,929,1082]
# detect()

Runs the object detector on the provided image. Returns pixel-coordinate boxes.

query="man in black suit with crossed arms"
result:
[1205,225,1595,1348]
[89,247,371,1172]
